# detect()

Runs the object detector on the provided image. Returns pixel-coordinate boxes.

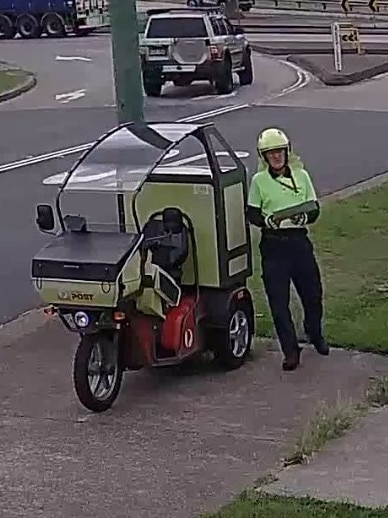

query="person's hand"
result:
[264,215,280,229]
[290,213,307,226]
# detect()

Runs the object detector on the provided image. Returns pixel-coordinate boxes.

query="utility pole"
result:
[108,0,144,123]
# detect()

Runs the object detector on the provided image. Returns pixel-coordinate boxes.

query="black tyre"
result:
[187,0,198,5]
[211,300,253,370]
[238,49,253,86]
[215,57,233,95]
[0,15,16,40]
[42,13,65,38]
[143,72,162,97]
[17,14,41,39]
[73,334,123,413]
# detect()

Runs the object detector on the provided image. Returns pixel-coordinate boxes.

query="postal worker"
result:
[246,127,329,371]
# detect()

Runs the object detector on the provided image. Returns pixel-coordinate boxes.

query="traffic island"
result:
[287,53,388,85]
[0,65,37,103]
[250,43,388,85]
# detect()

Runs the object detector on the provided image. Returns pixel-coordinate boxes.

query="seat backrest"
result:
[142,212,189,283]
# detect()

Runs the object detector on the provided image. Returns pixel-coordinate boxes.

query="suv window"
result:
[224,19,235,35]
[216,19,227,35]
[209,17,220,36]
[146,17,208,38]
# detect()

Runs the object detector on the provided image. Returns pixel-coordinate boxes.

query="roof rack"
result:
[146,6,223,15]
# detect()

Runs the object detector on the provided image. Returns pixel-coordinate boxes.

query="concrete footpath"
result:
[263,406,388,509]
[1,309,388,517]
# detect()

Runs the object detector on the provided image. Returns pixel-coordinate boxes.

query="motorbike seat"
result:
[142,209,189,284]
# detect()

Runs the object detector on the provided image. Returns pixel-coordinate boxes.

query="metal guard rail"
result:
[255,0,388,13]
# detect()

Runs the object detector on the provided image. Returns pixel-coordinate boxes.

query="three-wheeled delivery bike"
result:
[31,121,256,412]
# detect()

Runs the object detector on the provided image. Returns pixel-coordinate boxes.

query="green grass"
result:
[0,70,22,94]
[202,493,388,518]
[250,181,388,353]
[283,397,365,466]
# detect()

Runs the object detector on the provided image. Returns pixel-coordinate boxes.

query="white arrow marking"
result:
[42,151,250,186]
[55,55,91,62]
[55,89,86,103]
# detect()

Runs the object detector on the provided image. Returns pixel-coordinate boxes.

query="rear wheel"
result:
[238,49,253,86]
[73,334,123,412]
[143,71,162,97]
[215,57,233,95]
[211,300,253,370]
[0,15,16,39]
[42,13,66,38]
[17,14,41,39]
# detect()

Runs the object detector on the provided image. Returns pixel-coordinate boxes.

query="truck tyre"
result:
[210,298,253,370]
[0,15,16,39]
[143,72,162,97]
[215,57,233,95]
[238,49,253,86]
[73,334,123,413]
[16,14,41,39]
[42,13,65,38]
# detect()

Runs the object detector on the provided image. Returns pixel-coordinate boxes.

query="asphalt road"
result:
[0,34,298,112]
[1,102,388,326]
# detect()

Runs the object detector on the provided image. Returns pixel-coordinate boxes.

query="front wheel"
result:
[73,333,123,412]
[211,301,253,370]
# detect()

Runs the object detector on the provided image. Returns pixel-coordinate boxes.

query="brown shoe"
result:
[282,347,301,371]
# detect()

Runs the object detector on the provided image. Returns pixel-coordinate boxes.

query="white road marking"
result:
[0,104,250,175]
[55,89,86,104]
[194,90,238,101]
[55,56,92,62]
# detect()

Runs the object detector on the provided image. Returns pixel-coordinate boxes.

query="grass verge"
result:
[250,181,388,353]
[0,70,23,95]
[201,492,388,518]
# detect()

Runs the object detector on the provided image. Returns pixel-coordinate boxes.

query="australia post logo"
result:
[57,290,94,302]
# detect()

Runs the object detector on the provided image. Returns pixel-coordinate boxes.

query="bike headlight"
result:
[74,311,90,328]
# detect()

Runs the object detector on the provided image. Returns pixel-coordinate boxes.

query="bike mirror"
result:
[36,204,55,232]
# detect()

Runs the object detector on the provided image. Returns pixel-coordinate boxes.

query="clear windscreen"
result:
[55,123,213,232]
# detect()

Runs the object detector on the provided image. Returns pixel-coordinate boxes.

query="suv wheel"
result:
[238,49,253,86]
[215,58,233,95]
[143,72,162,97]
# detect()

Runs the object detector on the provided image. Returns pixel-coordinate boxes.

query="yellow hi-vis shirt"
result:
[248,165,317,229]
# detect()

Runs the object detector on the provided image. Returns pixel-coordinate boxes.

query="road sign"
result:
[369,0,377,12]
[341,30,358,42]
[341,0,349,12]
[331,22,342,73]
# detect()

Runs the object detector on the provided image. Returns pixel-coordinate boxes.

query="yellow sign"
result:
[369,0,377,11]
[341,30,359,43]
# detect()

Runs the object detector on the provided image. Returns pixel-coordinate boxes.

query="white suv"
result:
[139,8,253,97]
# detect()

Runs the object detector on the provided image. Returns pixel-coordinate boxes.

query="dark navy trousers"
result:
[259,228,323,358]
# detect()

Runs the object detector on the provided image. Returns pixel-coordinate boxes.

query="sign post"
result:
[331,22,342,72]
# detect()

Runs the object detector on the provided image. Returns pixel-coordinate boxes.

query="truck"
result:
[0,0,110,39]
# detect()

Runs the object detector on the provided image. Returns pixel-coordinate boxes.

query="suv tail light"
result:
[209,45,223,61]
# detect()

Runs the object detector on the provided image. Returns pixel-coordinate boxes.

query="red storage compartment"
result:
[161,294,196,351]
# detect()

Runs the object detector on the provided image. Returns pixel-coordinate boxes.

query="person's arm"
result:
[304,170,320,224]
[246,174,266,228]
